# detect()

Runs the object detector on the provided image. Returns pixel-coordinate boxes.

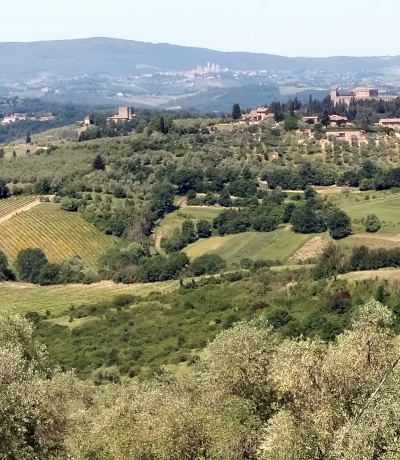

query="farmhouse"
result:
[241,107,274,124]
[378,118,400,130]
[329,114,348,127]
[1,114,26,125]
[330,86,395,106]
[327,130,366,143]
[107,106,134,123]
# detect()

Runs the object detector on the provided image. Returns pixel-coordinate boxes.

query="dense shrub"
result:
[365,213,381,232]
[16,248,48,283]
[60,198,80,212]
[326,209,352,239]
[0,250,15,281]
[189,254,226,276]
[290,204,326,233]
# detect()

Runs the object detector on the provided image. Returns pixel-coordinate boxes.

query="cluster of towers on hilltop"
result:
[192,63,221,75]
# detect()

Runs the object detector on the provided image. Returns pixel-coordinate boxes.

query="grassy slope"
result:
[184,227,314,265]
[0,202,119,270]
[0,280,179,315]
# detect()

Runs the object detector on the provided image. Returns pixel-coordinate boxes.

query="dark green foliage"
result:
[60,198,80,212]
[169,169,204,194]
[282,202,296,223]
[151,182,175,218]
[218,187,232,207]
[0,250,15,281]
[349,245,400,271]
[375,284,389,303]
[196,220,212,239]
[212,199,283,236]
[186,189,196,200]
[92,154,105,171]
[326,209,352,239]
[16,248,48,283]
[283,115,299,131]
[213,209,252,235]
[181,220,197,245]
[189,254,226,276]
[290,204,326,233]
[320,109,330,127]
[0,178,10,199]
[327,291,352,314]
[313,244,345,280]
[265,163,335,190]
[365,213,381,232]
[162,218,210,253]
[232,103,241,120]
[34,177,52,195]
[38,263,61,286]
[267,309,293,328]
[136,252,189,282]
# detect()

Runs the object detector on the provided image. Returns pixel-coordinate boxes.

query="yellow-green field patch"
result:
[184,228,315,265]
[0,279,179,316]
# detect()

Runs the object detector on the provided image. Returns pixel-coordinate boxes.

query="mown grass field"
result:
[0,279,179,316]
[342,196,400,234]
[0,202,119,270]
[184,228,314,265]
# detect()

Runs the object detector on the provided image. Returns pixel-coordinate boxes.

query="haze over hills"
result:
[2,37,400,78]
[1,37,400,110]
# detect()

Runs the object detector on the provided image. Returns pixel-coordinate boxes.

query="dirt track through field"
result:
[347,233,400,243]
[0,199,41,225]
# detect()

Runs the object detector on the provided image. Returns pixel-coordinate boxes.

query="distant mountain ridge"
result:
[2,37,400,79]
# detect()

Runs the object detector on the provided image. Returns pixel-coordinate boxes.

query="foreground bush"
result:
[3,301,400,459]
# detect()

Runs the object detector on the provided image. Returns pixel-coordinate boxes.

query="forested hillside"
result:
[3,100,400,458]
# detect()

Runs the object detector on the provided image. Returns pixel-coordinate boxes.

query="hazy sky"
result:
[2,0,399,57]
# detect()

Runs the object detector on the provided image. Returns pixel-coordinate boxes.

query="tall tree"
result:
[327,208,352,239]
[92,154,105,171]
[232,103,241,120]
[15,248,48,283]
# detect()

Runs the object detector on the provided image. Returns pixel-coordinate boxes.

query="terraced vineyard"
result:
[0,202,119,270]
[0,195,39,221]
